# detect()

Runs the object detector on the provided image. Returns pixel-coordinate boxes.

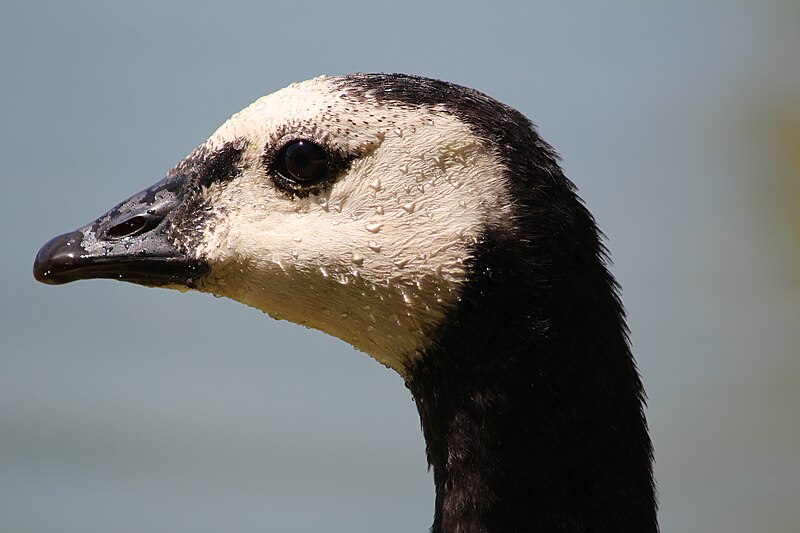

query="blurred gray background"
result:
[2,1,799,532]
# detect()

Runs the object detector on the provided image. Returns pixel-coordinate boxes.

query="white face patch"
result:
[179,76,511,375]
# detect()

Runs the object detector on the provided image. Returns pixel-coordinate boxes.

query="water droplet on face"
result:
[319,266,329,278]
[375,206,384,215]
[318,198,329,211]
[401,201,416,214]
[369,178,382,191]
[458,200,467,208]
[291,250,299,259]
[393,258,409,268]
[351,253,365,266]
[368,241,382,252]
[293,235,303,242]
[365,221,382,233]
[426,118,435,126]
[394,127,403,137]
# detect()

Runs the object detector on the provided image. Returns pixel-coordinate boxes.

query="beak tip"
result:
[33,231,84,285]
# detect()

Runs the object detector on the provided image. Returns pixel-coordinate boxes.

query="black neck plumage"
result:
[405,199,658,533]
[338,72,657,532]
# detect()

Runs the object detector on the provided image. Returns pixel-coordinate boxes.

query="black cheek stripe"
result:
[170,140,247,189]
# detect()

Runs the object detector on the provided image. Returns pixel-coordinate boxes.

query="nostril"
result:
[105,215,158,239]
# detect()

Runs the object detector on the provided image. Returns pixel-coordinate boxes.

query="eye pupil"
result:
[294,154,309,168]
[279,141,328,183]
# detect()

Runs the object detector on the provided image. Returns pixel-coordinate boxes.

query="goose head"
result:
[34,74,517,374]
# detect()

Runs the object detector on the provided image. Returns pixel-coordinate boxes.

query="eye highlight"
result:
[276,140,329,184]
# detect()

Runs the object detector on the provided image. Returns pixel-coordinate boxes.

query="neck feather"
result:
[405,201,658,533]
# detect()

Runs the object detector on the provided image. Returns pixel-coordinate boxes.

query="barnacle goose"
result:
[34,74,658,532]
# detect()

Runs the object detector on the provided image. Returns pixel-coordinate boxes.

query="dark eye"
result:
[277,141,329,184]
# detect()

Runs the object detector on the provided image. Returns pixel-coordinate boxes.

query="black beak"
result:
[33,174,208,288]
